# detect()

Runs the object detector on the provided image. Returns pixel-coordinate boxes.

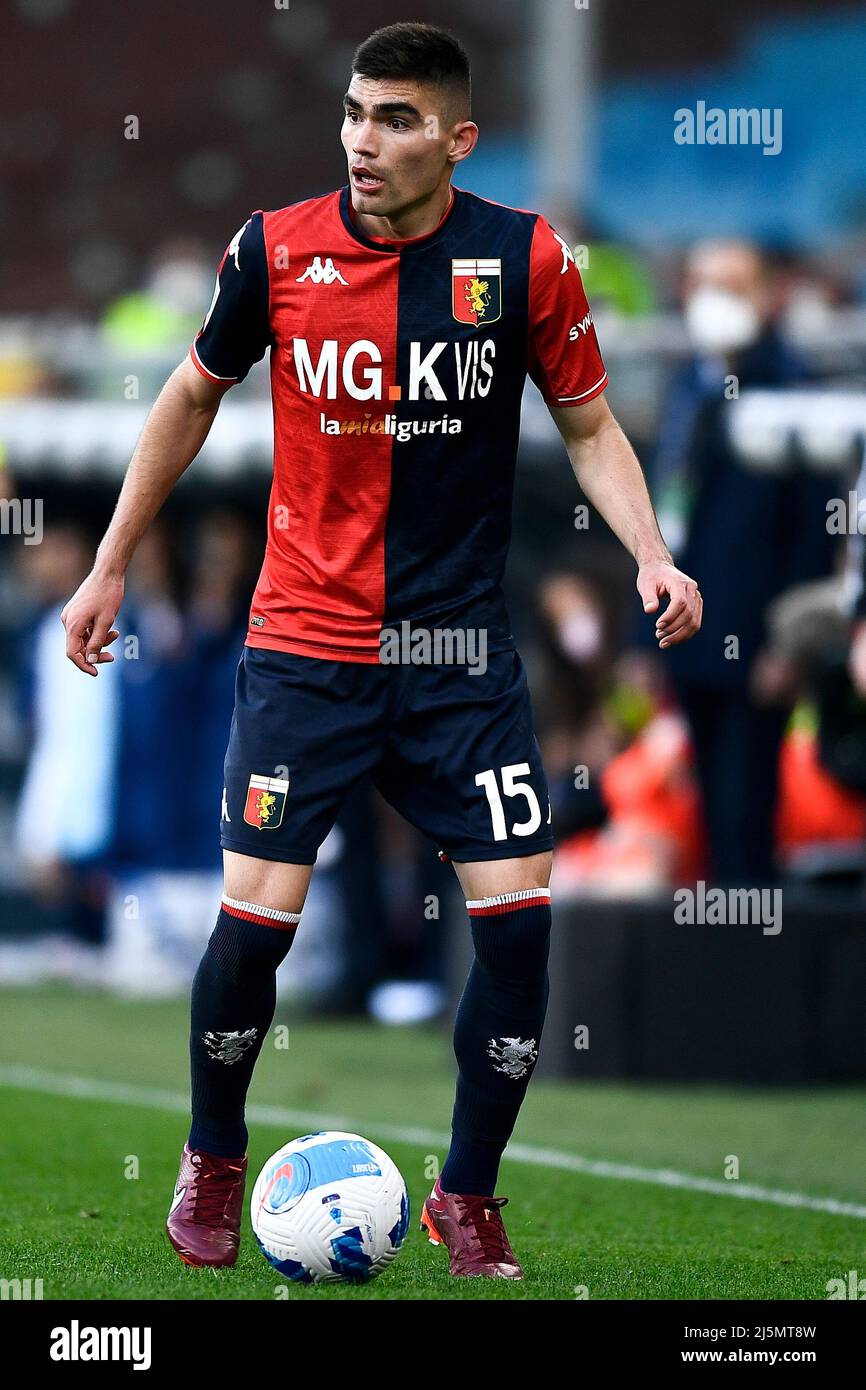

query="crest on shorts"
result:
[452,258,501,326]
[243,773,289,830]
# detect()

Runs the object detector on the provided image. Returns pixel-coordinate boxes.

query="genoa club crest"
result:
[452,258,501,326]
[243,773,289,830]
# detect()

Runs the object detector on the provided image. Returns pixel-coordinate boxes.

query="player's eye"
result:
[387,117,408,130]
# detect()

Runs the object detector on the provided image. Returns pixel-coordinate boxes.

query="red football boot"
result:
[165,1144,247,1268]
[420,1176,524,1279]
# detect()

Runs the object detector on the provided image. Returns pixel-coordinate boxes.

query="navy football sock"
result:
[188,897,299,1157]
[440,889,551,1196]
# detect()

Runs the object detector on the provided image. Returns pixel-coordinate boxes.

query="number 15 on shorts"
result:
[476,763,552,841]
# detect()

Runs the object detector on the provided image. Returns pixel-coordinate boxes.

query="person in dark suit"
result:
[650,240,837,883]
[848,455,866,699]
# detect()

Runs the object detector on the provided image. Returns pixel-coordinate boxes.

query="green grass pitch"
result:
[1,985,864,1300]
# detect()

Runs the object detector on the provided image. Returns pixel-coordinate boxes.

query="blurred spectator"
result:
[772,245,853,346]
[1,522,117,982]
[535,573,619,840]
[101,240,213,357]
[539,572,708,889]
[648,238,838,883]
[554,708,704,897]
[777,710,866,877]
[534,574,705,896]
[848,450,866,700]
[548,209,655,319]
[104,513,245,994]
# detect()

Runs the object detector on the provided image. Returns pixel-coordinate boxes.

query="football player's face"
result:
[341,76,461,218]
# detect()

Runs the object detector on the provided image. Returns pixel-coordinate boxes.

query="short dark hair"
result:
[352,22,471,117]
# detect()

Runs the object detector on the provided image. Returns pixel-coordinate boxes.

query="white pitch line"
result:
[2,1063,865,1222]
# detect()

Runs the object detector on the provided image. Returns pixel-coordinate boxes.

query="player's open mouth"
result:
[351,167,385,192]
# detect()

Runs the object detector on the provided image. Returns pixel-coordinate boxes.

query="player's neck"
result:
[351,183,455,246]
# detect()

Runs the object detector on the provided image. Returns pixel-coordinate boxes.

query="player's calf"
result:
[167,891,301,1268]
[434,886,551,1273]
[442,887,551,1190]
[188,894,301,1157]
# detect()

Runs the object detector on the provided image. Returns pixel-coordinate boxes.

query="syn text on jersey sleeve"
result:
[527,215,608,407]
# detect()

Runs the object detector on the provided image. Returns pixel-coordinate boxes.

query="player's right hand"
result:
[850,619,866,699]
[60,569,124,676]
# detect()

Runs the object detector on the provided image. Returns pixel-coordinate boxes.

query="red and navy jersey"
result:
[191,185,607,662]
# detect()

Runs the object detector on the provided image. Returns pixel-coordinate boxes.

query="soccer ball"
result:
[251,1131,410,1284]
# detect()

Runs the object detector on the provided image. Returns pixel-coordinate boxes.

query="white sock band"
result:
[221,894,301,925]
[465,888,551,911]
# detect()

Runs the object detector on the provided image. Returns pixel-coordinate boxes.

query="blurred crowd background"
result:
[3,0,866,1028]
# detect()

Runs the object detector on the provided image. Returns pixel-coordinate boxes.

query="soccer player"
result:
[62,23,701,1279]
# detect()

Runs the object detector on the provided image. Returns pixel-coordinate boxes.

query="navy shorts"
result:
[220,645,553,865]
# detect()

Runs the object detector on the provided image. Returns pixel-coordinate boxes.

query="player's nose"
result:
[351,120,379,156]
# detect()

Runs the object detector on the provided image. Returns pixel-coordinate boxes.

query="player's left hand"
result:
[637,561,702,648]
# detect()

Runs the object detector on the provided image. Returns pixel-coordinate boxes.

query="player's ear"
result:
[447,121,478,166]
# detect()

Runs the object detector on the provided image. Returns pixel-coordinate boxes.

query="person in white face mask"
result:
[684,263,762,358]
[644,238,839,884]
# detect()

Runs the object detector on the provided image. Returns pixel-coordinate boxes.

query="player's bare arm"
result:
[550,394,703,648]
[61,356,231,675]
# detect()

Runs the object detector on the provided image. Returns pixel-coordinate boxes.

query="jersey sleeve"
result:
[190,211,271,384]
[527,215,608,407]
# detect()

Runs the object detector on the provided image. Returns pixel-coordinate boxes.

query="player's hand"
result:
[637,561,702,648]
[60,569,124,676]
[849,619,866,699]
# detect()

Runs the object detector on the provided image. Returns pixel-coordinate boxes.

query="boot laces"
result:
[189,1152,244,1228]
[457,1195,513,1262]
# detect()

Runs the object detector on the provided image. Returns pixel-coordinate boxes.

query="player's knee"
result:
[206,896,300,986]
[468,889,552,981]
[222,851,311,918]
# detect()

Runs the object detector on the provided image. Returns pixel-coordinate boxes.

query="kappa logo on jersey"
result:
[296,256,349,286]
[243,773,289,829]
[200,218,253,334]
[452,259,502,326]
[552,231,576,276]
[227,219,251,272]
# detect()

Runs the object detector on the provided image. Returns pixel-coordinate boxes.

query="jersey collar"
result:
[339,184,458,254]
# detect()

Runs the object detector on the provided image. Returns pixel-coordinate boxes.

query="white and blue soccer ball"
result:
[251,1131,410,1284]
